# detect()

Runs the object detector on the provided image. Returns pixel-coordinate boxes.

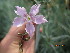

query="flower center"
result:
[28,17,30,20]
[27,15,31,21]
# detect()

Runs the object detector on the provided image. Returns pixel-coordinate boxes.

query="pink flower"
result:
[13,4,48,37]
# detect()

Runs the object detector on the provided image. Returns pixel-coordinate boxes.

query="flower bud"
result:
[40,27,43,32]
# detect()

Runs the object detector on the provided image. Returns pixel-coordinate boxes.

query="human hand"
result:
[0,22,36,53]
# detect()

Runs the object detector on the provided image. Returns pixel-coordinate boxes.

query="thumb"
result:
[0,22,27,53]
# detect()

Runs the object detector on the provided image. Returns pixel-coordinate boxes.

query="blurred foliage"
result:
[0,0,70,53]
